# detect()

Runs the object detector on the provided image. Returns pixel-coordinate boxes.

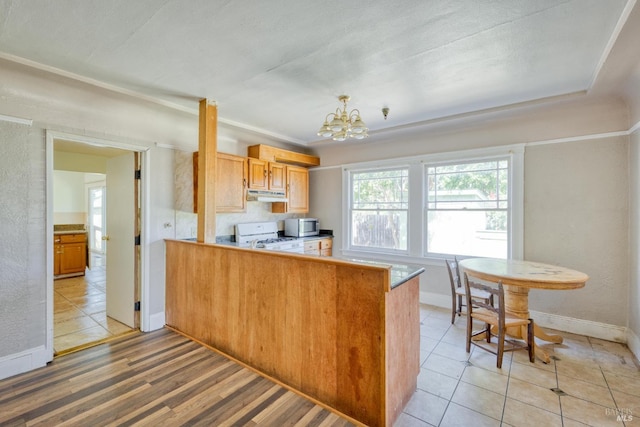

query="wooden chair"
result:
[464,273,535,368]
[446,258,493,324]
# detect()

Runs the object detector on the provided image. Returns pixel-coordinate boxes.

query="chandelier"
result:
[317,95,368,141]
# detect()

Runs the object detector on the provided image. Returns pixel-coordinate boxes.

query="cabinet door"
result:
[304,240,320,255]
[217,153,248,212]
[248,158,268,190]
[54,242,61,276]
[272,165,309,214]
[286,165,309,213]
[269,162,286,192]
[59,243,87,274]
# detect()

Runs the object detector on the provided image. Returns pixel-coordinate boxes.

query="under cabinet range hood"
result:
[246,189,288,202]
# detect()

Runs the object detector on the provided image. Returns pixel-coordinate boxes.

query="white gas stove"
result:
[235,221,304,253]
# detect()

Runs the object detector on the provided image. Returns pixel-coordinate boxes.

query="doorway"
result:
[87,181,106,257]
[48,133,146,356]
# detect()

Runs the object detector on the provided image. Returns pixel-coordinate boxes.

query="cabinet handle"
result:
[263,170,267,178]
[243,178,246,188]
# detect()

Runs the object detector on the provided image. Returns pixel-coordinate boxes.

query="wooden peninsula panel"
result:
[165,240,420,426]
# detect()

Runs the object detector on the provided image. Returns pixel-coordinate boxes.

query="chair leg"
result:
[451,295,456,324]
[486,323,492,344]
[466,313,472,354]
[451,294,458,325]
[527,319,535,363]
[457,294,463,316]
[497,327,505,369]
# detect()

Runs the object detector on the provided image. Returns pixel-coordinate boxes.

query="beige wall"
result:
[310,98,632,331]
[629,130,640,347]
[524,138,628,325]
[0,122,46,359]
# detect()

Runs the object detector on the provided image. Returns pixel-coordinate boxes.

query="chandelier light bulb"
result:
[317,95,369,141]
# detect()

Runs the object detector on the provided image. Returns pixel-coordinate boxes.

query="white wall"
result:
[53,170,86,224]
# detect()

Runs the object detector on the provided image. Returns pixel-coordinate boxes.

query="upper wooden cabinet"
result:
[272,165,309,214]
[193,152,248,213]
[216,153,248,213]
[248,144,319,167]
[269,162,286,192]
[248,158,286,192]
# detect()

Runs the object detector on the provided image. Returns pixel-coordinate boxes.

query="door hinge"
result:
[134,169,141,180]
[134,301,141,311]
[135,234,141,246]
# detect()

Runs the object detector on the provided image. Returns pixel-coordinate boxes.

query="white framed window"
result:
[348,167,410,253]
[425,158,510,258]
[342,145,523,261]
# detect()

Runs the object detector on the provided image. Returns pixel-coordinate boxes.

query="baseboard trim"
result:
[0,345,48,381]
[148,311,166,332]
[529,310,627,343]
[420,291,451,309]
[420,291,629,345]
[627,328,640,362]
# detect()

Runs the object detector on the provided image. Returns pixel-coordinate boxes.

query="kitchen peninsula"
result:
[165,239,423,427]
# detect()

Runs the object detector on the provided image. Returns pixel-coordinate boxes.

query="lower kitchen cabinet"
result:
[304,237,332,256]
[54,233,87,278]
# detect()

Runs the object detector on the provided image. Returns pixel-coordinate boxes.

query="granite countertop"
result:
[212,233,333,247]
[333,257,425,289]
[54,224,87,235]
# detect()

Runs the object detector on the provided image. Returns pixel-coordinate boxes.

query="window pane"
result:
[353,169,409,210]
[352,210,407,250]
[426,158,510,258]
[350,168,409,252]
[427,210,507,258]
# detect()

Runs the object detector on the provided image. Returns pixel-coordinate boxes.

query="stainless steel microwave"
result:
[284,218,319,237]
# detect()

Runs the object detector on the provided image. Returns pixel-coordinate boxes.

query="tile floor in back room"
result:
[53,253,135,355]
[396,305,639,427]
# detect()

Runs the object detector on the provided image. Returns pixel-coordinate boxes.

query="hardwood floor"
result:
[0,328,356,426]
[54,253,135,355]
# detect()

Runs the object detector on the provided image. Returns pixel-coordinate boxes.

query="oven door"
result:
[300,219,319,237]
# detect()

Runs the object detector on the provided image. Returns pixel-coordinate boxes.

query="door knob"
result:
[102,235,110,241]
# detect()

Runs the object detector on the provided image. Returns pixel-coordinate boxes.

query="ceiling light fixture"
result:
[317,95,368,141]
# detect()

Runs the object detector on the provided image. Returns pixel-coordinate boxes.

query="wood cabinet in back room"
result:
[54,233,87,278]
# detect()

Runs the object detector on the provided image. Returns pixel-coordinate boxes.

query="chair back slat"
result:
[445,258,461,289]
[463,273,506,325]
[463,271,534,368]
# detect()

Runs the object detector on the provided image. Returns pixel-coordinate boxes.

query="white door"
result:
[88,184,106,253]
[105,153,136,328]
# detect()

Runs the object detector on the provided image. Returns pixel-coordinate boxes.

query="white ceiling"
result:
[0,0,637,145]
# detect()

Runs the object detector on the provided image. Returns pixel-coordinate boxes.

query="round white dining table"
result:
[458,258,589,363]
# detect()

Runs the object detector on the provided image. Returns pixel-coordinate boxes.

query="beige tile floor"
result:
[395,305,639,427]
[54,253,134,354]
